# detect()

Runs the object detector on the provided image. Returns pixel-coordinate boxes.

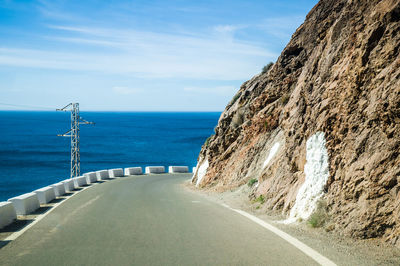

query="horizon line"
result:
[0,109,223,113]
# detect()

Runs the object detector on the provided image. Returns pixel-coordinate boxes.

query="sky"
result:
[0,0,318,111]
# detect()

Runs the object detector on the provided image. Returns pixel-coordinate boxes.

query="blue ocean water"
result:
[0,111,220,201]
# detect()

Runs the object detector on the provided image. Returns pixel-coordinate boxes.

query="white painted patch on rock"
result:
[191,162,199,183]
[196,159,209,187]
[286,131,329,223]
[263,142,280,169]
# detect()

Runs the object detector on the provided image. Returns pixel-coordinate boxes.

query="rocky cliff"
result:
[192,0,400,245]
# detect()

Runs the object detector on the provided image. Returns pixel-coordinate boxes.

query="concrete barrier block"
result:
[109,168,124,178]
[62,179,75,192]
[72,177,79,188]
[90,172,97,182]
[168,166,189,173]
[8,192,40,215]
[73,176,87,188]
[34,186,56,204]
[50,183,66,197]
[145,166,165,174]
[0,201,17,229]
[96,170,109,180]
[124,167,143,176]
[84,172,97,184]
[79,176,88,186]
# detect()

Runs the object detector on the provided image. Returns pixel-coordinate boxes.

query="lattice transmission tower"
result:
[57,103,94,178]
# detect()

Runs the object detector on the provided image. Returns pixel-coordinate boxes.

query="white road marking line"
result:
[69,195,100,216]
[220,203,337,266]
[4,183,98,242]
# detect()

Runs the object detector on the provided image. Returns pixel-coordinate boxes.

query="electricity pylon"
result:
[57,103,94,178]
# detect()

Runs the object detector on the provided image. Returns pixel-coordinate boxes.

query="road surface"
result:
[0,174,319,265]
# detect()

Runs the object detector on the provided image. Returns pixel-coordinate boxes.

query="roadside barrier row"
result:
[0,165,195,229]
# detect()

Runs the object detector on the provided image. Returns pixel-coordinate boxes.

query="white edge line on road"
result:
[4,182,99,242]
[220,203,337,266]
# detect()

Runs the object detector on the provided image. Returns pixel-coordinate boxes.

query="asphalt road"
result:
[0,174,318,265]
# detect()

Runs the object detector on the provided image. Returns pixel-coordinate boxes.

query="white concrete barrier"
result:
[62,179,75,192]
[145,166,165,174]
[109,168,124,178]
[50,183,66,197]
[34,186,56,204]
[124,167,143,176]
[84,172,97,184]
[168,166,189,173]
[79,175,88,186]
[8,192,40,215]
[96,170,109,180]
[73,176,87,188]
[0,201,17,229]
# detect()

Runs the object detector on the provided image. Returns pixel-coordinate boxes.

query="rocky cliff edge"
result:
[192,0,400,245]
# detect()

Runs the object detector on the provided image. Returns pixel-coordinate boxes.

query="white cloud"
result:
[213,24,245,35]
[36,0,81,21]
[213,24,247,41]
[112,86,141,95]
[183,85,237,96]
[47,25,108,36]
[0,24,278,80]
[214,25,238,33]
[48,36,120,47]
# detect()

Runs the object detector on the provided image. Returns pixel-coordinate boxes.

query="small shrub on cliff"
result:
[262,62,274,74]
[232,110,244,128]
[307,200,329,228]
[229,92,241,106]
[247,178,258,187]
[253,195,265,204]
[308,213,325,228]
[264,113,279,132]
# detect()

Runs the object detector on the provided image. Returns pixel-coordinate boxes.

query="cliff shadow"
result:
[0,240,11,249]
[49,198,66,204]
[0,219,35,249]
[0,219,34,234]
[31,206,52,215]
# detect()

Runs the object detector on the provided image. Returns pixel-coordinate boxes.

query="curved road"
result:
[0,174,320,265]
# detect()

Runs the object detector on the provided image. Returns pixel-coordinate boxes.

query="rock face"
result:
[192,0,400,245]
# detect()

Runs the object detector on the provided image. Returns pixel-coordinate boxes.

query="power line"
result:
[0,102,56,111]
[0,117,68,123]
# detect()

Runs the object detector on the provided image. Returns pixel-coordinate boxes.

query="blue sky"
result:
[0,0,318,111]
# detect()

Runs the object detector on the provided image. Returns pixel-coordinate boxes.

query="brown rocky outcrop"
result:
[192,0,400,245]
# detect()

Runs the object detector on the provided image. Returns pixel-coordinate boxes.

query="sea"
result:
[0,111,220,201]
